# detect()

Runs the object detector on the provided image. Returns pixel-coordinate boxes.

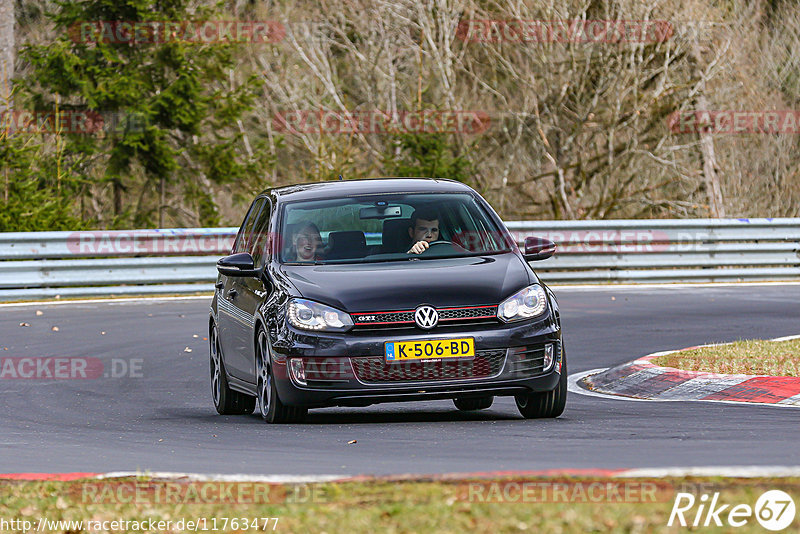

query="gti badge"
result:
[414,305,439,329]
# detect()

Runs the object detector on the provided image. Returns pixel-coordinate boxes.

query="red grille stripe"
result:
[440,315,496,321]
[438,305,497,310]
[354,320,416,326]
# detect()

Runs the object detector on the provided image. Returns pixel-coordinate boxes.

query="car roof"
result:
[264,178,475,202]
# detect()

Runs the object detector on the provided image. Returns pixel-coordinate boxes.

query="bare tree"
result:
[0,0,11,115]
[12,0,800,223]
[0,0,12,204]
[252,0,748,219]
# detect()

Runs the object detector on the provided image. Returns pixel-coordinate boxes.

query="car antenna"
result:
[338,174,343,181]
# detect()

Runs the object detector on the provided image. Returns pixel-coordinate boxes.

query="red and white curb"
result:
[4,466,800,482]
[573,335,800,406]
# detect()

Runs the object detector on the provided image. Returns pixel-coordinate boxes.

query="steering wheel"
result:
[419,240,469,253]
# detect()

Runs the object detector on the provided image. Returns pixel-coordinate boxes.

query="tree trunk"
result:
[1,0,12,204]
[0,0,13,115]
[159,177,165,228]
[690,45,726,218]
[113,179,123,216]
[696,96,726,218]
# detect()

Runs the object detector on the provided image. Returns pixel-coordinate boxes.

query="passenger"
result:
[407,207,440,254]
[289,222,324,262]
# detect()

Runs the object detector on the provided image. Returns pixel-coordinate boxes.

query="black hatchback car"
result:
[210,178,565,423]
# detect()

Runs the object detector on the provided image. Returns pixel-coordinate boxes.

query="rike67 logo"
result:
[669,490,795,531]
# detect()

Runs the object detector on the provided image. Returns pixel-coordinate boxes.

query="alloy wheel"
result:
[209,325,221,407]
[256,330,272,419]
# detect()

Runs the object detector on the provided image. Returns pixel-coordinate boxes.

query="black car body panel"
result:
[279,254,536,312]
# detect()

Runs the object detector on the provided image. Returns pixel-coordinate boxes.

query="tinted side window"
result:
[250,199,273,267]
[232,198,266,254]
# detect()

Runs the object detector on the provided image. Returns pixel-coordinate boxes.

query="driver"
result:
[407,208,440,254]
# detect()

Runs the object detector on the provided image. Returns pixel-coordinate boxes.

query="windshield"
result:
[278,192,513,264]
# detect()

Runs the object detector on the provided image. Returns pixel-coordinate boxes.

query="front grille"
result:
[355,311,415,325]
[506,343,558,378]
[351,349,506,384]
[439,306,497,321]
[353,305,498,329]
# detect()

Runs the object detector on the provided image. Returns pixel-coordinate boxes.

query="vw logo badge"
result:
[414,305,439,329]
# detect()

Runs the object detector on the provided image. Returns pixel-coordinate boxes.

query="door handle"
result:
[226,288,238,299]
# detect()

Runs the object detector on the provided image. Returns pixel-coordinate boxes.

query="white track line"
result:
[620,466,800,478]
[552,281,800,290]
[97,471,345,483]
[771,334,800,342]
[0,295,212,308]
[93,467,800,481]
[568,369,656,402]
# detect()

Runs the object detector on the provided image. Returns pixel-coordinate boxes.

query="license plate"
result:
[385,338,475,362]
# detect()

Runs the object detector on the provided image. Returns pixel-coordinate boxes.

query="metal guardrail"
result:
[0,228,236,260]
[0,228,234,300]
[0,219,797,300]
[506,218,800,283]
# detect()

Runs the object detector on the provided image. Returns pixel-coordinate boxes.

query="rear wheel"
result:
[453,396,493,411]
[210,322,255,415]
[256,328,307,424]
[515,352,567,419]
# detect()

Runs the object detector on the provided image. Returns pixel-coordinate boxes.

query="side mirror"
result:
[217,253,260,277]
[523,236,556,261]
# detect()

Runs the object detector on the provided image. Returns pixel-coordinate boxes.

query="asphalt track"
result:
[0,285,798,476]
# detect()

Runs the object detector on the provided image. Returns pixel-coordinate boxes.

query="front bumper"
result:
[270,315,563,408]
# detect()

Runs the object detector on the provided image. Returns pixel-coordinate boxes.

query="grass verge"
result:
[651,338,800,376]
[0,476,798,533]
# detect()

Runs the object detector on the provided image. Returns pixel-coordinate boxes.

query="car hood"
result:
[278,253,534,312]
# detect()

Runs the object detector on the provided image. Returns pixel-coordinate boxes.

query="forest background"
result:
[0,0,798,231]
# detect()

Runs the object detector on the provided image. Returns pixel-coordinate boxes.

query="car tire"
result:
[256,327,307,424]
[453,396,494,411]
[515,350,567,419]
[210,322,256,415]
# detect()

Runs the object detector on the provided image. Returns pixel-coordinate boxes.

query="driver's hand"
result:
[407,240,429,254]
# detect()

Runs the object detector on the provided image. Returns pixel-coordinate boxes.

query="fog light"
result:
[543,343,555,372]
[289,358,306,385]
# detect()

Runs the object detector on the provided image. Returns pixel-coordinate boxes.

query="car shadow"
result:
[170,404,525,425]
[290,408,520,424]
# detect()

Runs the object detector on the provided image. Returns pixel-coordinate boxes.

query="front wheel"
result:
[210,322,255,415]
[515,353,567,419]
[256,328,307,424]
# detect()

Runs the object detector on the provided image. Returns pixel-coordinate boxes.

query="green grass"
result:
[1,476,798,533]
[652,338,800,376]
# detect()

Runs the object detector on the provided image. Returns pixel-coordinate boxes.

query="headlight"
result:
[497,284,547,323]
[287,298,353,332]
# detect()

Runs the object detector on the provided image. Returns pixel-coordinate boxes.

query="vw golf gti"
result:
[209,178,565,423]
